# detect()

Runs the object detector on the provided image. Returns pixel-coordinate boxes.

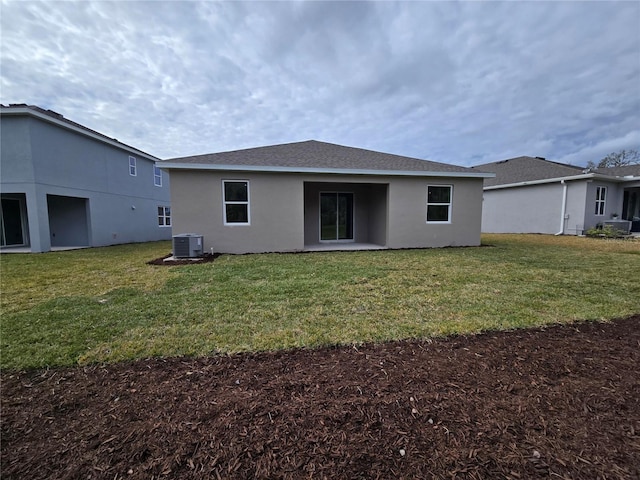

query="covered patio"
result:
[303,181,388,250]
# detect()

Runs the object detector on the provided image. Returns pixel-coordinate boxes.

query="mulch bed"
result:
[147,253,220,266]
[2,316,639,480]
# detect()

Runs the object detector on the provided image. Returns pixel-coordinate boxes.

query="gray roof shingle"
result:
[165,140,479,174]
[594,164,640,177]
[472,156,586,187]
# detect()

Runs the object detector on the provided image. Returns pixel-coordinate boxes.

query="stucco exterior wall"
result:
[584,180,625,231]
[169,170,484,254]
[0,114,171,252]
[482,183,565,234]
[0,117,35,183]
[563,181,587,234]
[303,182,388,246]
[387,177,483,248]
[170,171,304,254]
[481,178,631,235]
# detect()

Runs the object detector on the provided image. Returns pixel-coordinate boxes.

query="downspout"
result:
[555,180,568,235]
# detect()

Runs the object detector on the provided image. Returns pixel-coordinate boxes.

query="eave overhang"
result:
[1,106,159,161]
[484,173,640,191]
[159,162,495,179]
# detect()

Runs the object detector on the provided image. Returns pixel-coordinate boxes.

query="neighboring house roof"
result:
[593,164,640,177]
[472,156,585,187]
[472,156,640,189]
[162,140,493,178]
[0,103,159,161]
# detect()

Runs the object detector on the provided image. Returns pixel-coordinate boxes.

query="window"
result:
[595,186,606,216]
[129,156,137,176]
[158,206,171,227]
[154,165,162,187]
[427,185,452,223]
[223,180,250,224]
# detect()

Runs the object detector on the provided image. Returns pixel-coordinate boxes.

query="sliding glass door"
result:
[1,197,26,247]
[320,192,353,241]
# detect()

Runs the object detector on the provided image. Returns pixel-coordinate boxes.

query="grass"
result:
[1,235,639,370]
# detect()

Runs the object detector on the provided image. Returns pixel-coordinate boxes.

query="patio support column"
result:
[25,187,51,253]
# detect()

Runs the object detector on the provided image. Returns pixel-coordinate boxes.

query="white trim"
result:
[153,165,162,187]
[129,156,137,176]
[595,185,607,216]
[426,184,453,224]
[222,180,250,225]
[157,205,171,227]
[483,172,640,191]
[159,162,494,179]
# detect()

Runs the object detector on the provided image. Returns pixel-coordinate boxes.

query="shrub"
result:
[585,224,626,238]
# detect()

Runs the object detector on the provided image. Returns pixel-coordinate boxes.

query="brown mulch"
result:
[2,316,639,480]
[146,253,220,266]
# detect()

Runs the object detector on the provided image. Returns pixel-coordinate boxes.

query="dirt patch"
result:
[2,316,639,479]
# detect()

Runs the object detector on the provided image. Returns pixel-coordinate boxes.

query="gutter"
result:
[483,172,639,191]
[555,180,568,236]
[158,162,496,179]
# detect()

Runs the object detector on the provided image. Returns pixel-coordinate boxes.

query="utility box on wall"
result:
[172,234,203,258]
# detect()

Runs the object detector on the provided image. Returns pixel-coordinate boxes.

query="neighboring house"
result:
[161,140,493,254]
[0,104,171,252]
[472,156,640,235]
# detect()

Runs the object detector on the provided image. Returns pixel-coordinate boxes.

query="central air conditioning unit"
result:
[172,234,204,258]
[603,220,631,234]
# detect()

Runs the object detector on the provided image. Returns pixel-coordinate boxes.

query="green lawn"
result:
[2,235,639,370]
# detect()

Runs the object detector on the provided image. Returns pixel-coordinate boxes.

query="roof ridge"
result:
[473,156,583,170]
[174,139,445,165]
[165,140,485,175]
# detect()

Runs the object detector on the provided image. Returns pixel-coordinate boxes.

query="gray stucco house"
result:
[161,140,493,254]
[0,104,171,252]
[473,156,640,235]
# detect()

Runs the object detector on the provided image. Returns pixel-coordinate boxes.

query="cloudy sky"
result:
[1,1,639,167]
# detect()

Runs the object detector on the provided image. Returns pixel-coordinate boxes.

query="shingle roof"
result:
[594,164,640,177]
[472,156,586,187]
[165,140,483,175]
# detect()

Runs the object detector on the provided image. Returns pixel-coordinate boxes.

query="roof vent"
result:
[535,156,546,160]
[46,109,64,119]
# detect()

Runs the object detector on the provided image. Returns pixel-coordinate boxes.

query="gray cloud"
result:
[1,0,638,166]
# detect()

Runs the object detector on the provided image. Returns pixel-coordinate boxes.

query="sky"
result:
[1,1,639,167]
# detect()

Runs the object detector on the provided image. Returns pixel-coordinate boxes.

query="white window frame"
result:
[158,206,171,227]
[595,186,606,216]
[222,180,250,225]
[129,156,137,176]
[426,185,453,224]
[154,165,162,187]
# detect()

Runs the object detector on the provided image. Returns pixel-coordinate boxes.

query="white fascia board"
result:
[484,172,640,190]
[483,173,597,190]
[1,107,159,161]
[158,162,495,179]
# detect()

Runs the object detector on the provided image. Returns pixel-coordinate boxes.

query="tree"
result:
[586,149,640,169]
